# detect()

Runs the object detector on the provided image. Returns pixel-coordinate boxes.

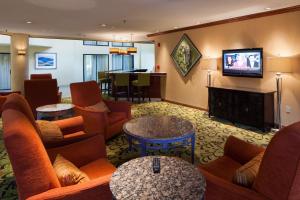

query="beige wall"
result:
[150,11,300,126]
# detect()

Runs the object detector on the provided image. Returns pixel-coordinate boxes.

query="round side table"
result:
[110,156,206,200]
[36,103,74,120]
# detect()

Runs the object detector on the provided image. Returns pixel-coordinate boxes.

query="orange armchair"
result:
[24,79,61,118]
[2,94,115,200]
[30,73,62,102]
[70,81,131,140]
[199,124,300,200]
[0,95,6,116]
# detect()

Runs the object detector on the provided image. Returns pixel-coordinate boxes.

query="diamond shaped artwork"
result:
[171,34,202,77]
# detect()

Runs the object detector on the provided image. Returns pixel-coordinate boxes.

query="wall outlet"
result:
[286,105,292,113]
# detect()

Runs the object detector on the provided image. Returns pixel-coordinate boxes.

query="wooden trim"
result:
[147,5,300,37]
[162,99,208,112]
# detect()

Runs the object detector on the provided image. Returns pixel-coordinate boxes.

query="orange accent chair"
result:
[30,73,62,102]
[199,123,300,200]
[30,73,53,80]
[70,81,131,140]
[2,94,116,200]
[0,95,7,116]
[24,79,61,118]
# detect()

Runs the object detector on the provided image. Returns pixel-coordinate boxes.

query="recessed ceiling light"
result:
[265,7,271,10]
[101,24,107,27]
[26,21,32,24]
[173,26,178,29]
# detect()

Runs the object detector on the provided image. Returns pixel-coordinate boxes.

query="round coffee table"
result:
[110,156,206,200]
[36,103,74,120]
[123,116,195,163]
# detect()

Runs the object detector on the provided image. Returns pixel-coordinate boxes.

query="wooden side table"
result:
[110,156,206,200]
[36,103,74,120]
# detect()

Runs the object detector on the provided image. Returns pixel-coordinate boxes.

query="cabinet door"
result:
[209,88,232,120]
[234,92,264,128]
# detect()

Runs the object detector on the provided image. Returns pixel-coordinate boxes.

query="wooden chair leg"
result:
[148,86,151,101]
[127,86,130,101]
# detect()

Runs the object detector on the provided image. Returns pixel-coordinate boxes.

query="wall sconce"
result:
[17,49,26,55]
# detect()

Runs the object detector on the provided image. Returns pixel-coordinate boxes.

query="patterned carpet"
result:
[0,101,273,199]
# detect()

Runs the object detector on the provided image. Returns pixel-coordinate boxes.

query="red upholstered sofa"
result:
[199,123,300,200]
[70,81,131,140]
[2,94,115,200]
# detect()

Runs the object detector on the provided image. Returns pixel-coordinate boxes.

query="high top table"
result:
[123,116,196,163]
[110,156,206,200]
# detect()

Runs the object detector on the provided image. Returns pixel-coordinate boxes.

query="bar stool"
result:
[131,73,151,103]
[98,72,111,95]
[113,73,130,101]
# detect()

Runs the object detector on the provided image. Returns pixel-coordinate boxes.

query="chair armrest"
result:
[52,116,85,135]
[27,176,112,200]
[0,96,7,116]
[104,100,131,119]
[199,168,267,200]
[224,136,265,165]
[47,134,107,168]
[74,106,108,135]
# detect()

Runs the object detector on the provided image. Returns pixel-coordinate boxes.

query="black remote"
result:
[153,157,160,173]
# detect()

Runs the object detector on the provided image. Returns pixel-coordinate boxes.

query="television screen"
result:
[222,48,263,78]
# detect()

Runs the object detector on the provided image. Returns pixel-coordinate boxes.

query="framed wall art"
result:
[171,34,202,76]
[35,53,57,69]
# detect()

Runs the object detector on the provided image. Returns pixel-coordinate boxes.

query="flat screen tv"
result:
[222,48,263,78]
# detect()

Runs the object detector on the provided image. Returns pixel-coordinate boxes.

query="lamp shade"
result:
[127,47,137,53]
[267,57,293,73]
[109,48,119,54]
[118,49,128,55]
[200,58,218,71]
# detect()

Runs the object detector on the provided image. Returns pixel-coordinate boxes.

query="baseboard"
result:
[162,99,208,112]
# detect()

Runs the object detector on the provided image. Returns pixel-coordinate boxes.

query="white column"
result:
[10,34,29,94]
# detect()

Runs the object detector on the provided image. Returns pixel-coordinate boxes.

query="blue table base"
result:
[126,134,195,163]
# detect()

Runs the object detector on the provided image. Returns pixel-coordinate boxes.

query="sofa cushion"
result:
[80,158,116,180]
[200,156,242,181]
[84,101,110,113]
[108,112,127,125]
[53,154,90,186]
[36,120,64,142]
[233,151,264,188]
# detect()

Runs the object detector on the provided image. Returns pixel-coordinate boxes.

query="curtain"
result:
[83,54,109,81]
[0,54,11,90]
[112,54,123,71]
[123,55,134,71]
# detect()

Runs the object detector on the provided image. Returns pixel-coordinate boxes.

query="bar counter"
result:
[109,71,166,99]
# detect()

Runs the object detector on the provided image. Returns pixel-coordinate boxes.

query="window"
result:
[112,54,134,71]
[112,42,134,47]
[0,53,11,90]
[83,40,109,46]
[83,54,109,81]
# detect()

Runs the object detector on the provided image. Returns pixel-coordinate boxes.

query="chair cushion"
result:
[108,112,127,125]
[233,152,264,188]
[36,120,63,142]
[53,154,90,186]
[84,101,110,113]
[80,158,116,180]
[200,156,242,182]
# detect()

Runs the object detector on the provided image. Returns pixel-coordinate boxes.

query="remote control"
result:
[153,157,160,173]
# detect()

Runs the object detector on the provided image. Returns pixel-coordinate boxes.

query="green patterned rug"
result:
[0,101,273,199]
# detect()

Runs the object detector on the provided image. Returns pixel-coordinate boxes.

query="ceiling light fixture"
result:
[265,7,271,10]
[26,21,32,24]
[101,24,107,27]
[173,26,178,29]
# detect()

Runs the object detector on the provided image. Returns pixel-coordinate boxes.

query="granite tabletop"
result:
[36,103,74,113]
[110,156,206,200]
[123,116,195,139]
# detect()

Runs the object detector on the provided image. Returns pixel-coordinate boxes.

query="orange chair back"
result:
[253,122,300,199]
[70,81,102,107]
[30,73,52,80]
[2,94,60,200]
[24,79,59,118]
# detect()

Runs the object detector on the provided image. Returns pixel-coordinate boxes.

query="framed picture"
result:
[171,34,202,77]
[35,53,57,69]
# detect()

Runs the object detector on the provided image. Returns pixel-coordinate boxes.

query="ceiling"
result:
[0,0,299,41]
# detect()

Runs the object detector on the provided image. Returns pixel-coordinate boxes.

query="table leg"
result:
[141,141,147,156]
[127,135,133,152]
[191,134,195,164]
